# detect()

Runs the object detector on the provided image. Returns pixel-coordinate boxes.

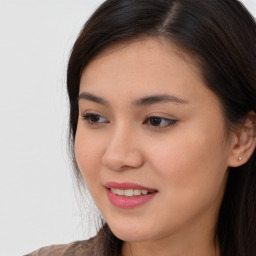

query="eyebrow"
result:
[132,94,189,107]
[78,92,189,107]
[78,92,109,106]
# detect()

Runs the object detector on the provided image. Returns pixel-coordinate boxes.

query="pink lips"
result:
[105,182,157,209]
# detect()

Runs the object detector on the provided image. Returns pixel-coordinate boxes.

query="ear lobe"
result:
[228,112,256,167]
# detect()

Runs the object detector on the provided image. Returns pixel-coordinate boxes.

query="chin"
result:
[108,223,156,242]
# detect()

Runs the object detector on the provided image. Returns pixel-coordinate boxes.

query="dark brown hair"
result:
[67,0,256,255]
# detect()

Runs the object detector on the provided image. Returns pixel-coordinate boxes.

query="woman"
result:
[26,0,256,255]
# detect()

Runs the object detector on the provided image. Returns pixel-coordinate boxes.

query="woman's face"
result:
[75,38,237,243]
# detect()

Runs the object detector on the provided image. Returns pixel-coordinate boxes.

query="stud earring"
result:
[238,156,242,161]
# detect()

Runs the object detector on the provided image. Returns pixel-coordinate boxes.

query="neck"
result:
[121,228,220,256]
[122,240,219,256]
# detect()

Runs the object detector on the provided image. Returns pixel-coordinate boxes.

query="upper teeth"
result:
[110,188,150,197]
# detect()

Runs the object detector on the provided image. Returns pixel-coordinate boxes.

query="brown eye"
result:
[149,117,162,126]
[82,113,108,124]
[89,114,101,122]
[144,116,177,128]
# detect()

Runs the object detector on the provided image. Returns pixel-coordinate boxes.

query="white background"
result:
[0,1,255,255]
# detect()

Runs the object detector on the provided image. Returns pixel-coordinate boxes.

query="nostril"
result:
[102,147,144,171]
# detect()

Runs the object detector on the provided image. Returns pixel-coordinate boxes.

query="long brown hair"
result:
[67,0,256,255]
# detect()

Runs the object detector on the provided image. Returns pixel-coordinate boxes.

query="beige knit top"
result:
[24,240,91,256]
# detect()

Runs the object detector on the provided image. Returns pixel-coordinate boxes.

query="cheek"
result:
[146,125,229,202]
[74,128,104,185]
[142,132,229,231]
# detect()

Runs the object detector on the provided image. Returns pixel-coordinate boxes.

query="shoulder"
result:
[24,239,94,256]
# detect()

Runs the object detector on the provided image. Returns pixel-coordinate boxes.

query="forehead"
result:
[84,37,200,74]
[79,37,216,108]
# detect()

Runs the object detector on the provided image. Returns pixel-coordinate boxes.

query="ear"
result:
[228,111,256,167]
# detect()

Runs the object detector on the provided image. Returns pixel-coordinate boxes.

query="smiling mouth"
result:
[105,182,158,208]
[109,188,155,197]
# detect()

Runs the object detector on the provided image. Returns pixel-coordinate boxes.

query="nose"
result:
[101,126,144,171]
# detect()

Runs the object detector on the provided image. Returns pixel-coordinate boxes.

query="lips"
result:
[105,182,157,191]
[105,182,158,208]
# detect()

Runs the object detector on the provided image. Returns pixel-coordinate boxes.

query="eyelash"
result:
[143,115,177,128]
[81,113,109,125]
[81,113,177,128]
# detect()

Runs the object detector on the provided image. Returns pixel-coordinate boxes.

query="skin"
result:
[75,37,240,256]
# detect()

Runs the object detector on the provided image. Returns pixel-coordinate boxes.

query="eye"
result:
[143,116,177,128]
[81,113,109,125]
